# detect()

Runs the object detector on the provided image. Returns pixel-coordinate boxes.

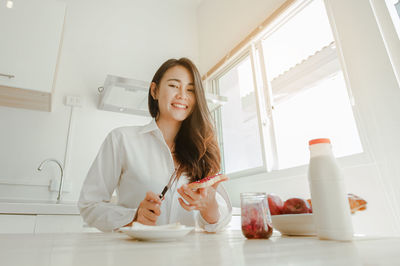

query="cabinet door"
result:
[35,215,86,233]
[0,215,36,233]
[0,0,65,93]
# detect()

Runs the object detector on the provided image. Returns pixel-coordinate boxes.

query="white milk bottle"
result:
[307,138,353,241]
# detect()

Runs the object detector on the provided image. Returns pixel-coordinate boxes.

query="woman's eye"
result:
[168,84,179,88]
[188,88,195,93]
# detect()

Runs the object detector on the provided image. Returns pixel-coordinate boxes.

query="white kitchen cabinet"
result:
[0,214,100,233]
[0,214,36,233]
[0,0,66,111]
[35,215,86,233]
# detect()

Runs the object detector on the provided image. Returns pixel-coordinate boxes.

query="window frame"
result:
[208,48,271,178]
[207,0,374,179]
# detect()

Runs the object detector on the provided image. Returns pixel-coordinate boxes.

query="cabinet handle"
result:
[0,73,15,79]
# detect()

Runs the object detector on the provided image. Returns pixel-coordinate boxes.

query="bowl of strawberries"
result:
[267,193,367,236]
[268,194,315,236]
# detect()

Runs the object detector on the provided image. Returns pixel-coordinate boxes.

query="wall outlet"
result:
[65,95,83,107]
[49,179,72,193]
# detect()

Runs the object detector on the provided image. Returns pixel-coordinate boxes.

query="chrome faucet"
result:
[37,159,64,202]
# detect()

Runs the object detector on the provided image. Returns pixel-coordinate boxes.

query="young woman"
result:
[78,58,232,232]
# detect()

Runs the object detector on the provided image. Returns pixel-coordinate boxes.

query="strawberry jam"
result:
[240,192,273,239]
[241,219,273,239]
[193,174,218,184]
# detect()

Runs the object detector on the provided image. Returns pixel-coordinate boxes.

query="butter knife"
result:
[159,168,178,200]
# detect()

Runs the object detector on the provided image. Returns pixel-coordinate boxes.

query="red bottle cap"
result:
[309,138,331,146]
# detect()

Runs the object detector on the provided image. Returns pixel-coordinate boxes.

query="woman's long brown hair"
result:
[148,58,221,182]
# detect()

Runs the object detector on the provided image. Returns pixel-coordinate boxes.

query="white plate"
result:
[119,226,194,241]
[271,213,316,236]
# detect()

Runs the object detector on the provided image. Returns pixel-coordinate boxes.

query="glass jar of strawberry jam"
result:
[240,192,273,239]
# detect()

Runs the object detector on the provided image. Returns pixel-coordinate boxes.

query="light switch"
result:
[65,95,83,107]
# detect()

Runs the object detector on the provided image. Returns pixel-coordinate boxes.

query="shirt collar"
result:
[139,118,159,134]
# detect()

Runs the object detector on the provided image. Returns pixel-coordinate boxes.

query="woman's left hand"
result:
[177,177,227,224]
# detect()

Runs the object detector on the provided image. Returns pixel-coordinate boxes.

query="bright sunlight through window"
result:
[273,72,363,169]
[215,0,364,174]
[263,0,363,170]
[218,56,264,174]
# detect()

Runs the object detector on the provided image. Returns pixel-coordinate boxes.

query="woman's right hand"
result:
[134,191,162,225]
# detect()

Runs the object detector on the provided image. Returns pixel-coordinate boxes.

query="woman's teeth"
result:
[172,103,187,109]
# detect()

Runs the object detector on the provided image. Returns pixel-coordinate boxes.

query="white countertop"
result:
[0,199,79,215]
[1,229,399,266]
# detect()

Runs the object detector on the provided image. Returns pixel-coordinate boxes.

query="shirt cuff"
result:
[111,208,137,232]
[197,194,232,233]
[198,210,221,232]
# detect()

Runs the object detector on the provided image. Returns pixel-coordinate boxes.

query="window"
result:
[262,0,363,169]
[211,0,363,175]
[217,55,264,174]
[271,72,363,169]
[385,0,400,38]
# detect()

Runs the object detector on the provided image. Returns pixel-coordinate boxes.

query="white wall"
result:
[0,0,199,201]
[197,0,288,73]
[198,0,400,235]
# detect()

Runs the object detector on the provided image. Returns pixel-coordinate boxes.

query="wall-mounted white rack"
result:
[98,75,227,116]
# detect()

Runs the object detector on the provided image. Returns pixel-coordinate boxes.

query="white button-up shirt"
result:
[78,119,232,232]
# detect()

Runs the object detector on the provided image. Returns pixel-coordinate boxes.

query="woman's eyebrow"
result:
[167,78,194,86]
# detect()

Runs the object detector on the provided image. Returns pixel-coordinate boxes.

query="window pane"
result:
[261,0,363,169]
[385,0,400,38]
[218,56,263,173]
[273,73,363,169]
[262,0,335,80]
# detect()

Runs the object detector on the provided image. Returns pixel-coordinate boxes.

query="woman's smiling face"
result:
[151,65,196,123]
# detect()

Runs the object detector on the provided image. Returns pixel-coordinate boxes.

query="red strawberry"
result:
[282,198,311,214]
[267,194,284,215]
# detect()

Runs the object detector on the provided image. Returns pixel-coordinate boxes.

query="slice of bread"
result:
[187,174,228,190]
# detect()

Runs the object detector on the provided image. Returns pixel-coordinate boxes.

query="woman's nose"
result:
[176,88,188,99]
